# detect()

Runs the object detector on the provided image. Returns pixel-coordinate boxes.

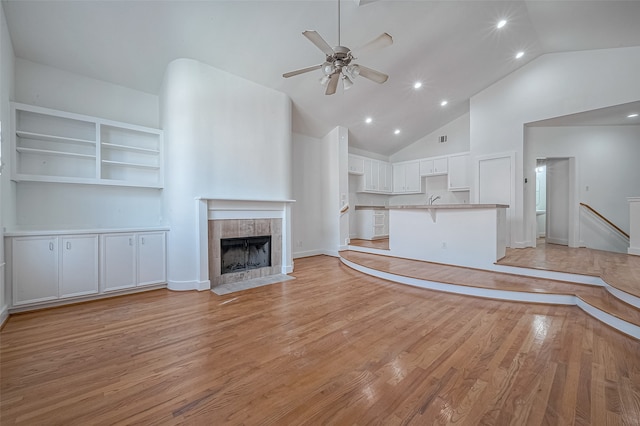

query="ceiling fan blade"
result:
[303,30,335,57]
[356,32,393,54]
[357,65,389,84]
[283,64,322,78]
[325,73,340,95]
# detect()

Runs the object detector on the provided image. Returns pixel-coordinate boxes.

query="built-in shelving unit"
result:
[11,103,163,188]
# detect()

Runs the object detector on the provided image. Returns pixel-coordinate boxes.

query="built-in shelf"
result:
[101,142,160,154]
[17,147,96,160]
[16,130,96,146]
[11,103,163,188]
[101,160,160,170]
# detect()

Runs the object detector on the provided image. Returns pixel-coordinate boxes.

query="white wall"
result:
[0,2,15,323]
[318,126,348,256]
[390,113,470,163]
[9,59,163,230]
[525,125,640,251]
[160,58,292,290]
[471,46,640,247]
[14,58,158,128]
[292,132,325,257]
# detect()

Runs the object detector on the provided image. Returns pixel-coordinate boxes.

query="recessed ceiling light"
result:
[440,100,448,107]
[413,81,422,89]
[515,51,525,59]
[628,113,639,118]
[497,19,507,29]
[365,117,373,124]
[394,129,401,135]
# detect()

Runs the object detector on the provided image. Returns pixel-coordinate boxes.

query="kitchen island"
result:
[388,204,508,269]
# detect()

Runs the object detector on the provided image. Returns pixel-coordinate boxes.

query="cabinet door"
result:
[420,159,434,176]
[380,162,393,192]
[405,162,421,192]
[348,155,364,175]
[364,159,379,191]
[60,235,99,298]
[137,232,167,286]
[448,154,470,191]
[12,237,58,305]
[433,157,448,175]
[393,164,405,192]
[102,234,136,292]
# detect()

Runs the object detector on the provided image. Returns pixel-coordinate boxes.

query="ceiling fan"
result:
[282,1,393,95]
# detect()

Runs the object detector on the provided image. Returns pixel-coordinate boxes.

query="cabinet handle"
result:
[49,242,54,251]
[129,238,133,246]
[66,241,71,250]
[141,237,145,245]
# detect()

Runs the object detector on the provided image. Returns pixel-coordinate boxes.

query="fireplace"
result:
[221,235,271,274]
[209,217,283,287]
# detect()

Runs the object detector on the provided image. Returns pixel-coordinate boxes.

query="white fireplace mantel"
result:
[193,198,296,291]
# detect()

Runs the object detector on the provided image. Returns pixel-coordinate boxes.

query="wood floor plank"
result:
[1,255,639,425]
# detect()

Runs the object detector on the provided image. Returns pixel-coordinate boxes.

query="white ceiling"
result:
[4,0,640,156]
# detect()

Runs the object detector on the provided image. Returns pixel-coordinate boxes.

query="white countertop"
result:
[5,226,170,237]
[388,204,509,210]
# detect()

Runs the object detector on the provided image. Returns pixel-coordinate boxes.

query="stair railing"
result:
[579,202,629,239]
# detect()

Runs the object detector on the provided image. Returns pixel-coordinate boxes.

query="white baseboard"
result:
[629,247,640,256]
[293,249,328,259]
[167,279,210,291]
[8,284,167,314]
[0,304,9,329]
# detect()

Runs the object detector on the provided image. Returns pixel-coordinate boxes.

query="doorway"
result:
[545,158,570,245]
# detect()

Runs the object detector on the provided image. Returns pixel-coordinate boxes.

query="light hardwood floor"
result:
[498,239,640,299]
[2,255,639,425]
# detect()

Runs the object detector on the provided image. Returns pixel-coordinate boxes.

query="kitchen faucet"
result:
[428,195,441,205]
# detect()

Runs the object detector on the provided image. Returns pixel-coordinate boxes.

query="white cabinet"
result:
[420,157,448,176]
[348,155,364,175]
[101,231,166,292]
[352,155,392,194]
[355,209,389,240]
[137,232,167,286]
[11,103,163,188]
[8,230,166,309]
[448,153,470,191]
[364,158,379,191]
[11,235,98,306]
[102,234,137,291]
[60,235,99,298]
[12,237,59,305]
[393,161,421,193]
[379,162,393,193]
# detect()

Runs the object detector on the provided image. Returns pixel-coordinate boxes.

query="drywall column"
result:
[160,58,292,290]
[0,4,15,324]
[629,197,640,256]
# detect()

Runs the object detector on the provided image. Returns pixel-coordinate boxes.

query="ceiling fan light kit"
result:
[282,0,392,95]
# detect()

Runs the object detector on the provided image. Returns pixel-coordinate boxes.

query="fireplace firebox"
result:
[220,235,271,275]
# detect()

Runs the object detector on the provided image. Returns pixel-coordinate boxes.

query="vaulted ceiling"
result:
[4,1,640,155]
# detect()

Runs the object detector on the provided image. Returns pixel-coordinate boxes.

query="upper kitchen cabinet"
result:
[393,161,421,193]
[350,154,392,194]
[11,103,163,188]
[448,153,470,191]
[420,156,448,176]
[348,155,364,175]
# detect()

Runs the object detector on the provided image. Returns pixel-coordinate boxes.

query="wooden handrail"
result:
[579,202,629,239]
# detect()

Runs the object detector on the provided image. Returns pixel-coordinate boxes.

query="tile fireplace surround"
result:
[209,218,282,287]
[196,198,295,290]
